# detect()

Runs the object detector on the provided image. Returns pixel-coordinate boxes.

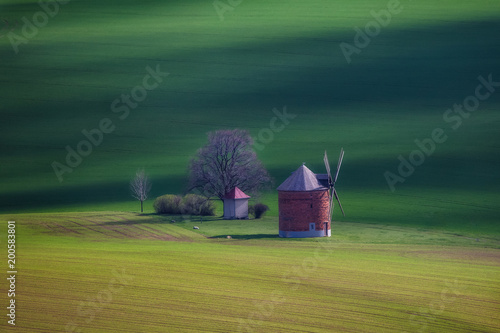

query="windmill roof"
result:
[224,187,250,199]
[277,165,329,191]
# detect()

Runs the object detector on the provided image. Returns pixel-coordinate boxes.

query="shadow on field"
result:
[0,174,185,214]
[211,234,279,240]
[101,214,221,225]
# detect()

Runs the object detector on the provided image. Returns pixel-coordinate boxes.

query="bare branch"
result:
[188,129,271,200]
[130,169,152,212]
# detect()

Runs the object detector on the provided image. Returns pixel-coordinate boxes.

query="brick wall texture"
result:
[278,190,330,232]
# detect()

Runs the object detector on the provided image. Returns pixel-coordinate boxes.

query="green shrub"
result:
[153,195,182,214]
[253,203,269,219]
[154,194,215,216]
[248,204,255,218]
[199,201,216,216]
[182,194,216,216]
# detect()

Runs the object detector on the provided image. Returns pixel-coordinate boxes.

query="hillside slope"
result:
[1,0,499,232]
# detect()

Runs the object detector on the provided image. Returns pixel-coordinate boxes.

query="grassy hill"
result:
[1,212,498,332]
[1,0,500,232]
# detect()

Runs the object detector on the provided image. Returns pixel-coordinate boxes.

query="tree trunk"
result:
[140,200,143,213]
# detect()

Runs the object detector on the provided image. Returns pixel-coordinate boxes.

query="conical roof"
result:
[224,187,250,199]
[277,165,329,191]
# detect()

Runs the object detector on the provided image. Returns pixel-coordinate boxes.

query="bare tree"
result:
[188,129,271,200]
[130,169,151,213]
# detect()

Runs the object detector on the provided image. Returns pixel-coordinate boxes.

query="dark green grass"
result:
[1,0,500,235]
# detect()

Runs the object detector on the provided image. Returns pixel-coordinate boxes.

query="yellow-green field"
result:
[1,0,500,235]
[1,212,498,332]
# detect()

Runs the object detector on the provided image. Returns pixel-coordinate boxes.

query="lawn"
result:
[0,212,499,332]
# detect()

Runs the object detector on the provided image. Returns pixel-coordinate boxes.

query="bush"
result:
[253,203,269,219]
[153,195,182,214]
[182,194,216,216]
[199,200,216,216]
[154,194,215,216]
[248,204,255,217]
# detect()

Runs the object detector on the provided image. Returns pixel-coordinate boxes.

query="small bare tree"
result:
[188,129,271,200]
[130,169,151,213]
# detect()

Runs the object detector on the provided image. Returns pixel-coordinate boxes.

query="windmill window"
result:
[309,223,315,231]
[310,203,313,208]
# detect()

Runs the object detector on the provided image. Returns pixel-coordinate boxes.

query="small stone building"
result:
[223,187,250,219]
[277,164,330,237]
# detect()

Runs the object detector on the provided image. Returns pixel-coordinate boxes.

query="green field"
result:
[1,0,499,232]
[1,0,500,332]
[1,212,499,332]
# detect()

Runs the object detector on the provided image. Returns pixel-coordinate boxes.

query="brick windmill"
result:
[277,149,345,238]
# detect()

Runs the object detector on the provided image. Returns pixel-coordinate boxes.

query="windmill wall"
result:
[278,190,330,237]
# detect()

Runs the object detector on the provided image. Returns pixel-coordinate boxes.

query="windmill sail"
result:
[333,148,344,184]
[324,150,331,183]
[324,148,345,223]
[333,189,345,217]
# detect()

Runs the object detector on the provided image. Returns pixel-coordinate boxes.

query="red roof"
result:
[224,187,250,199]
